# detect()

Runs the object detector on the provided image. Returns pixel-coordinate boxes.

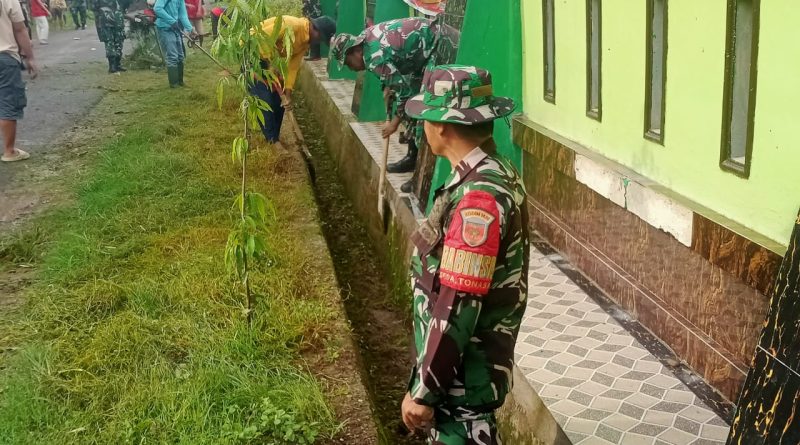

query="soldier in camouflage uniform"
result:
[92,0,130,73]
[68,0,87,29]
[401,65,529,445]
[331,17,440,191]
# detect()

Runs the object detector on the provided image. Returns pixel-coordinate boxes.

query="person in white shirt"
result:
[0,0,38,162]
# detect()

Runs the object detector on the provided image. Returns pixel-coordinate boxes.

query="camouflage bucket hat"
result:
[405,65,515,125]
[330,32,366,67]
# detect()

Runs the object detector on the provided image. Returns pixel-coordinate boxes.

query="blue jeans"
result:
[249,82,284,143]
[157,27,184,67]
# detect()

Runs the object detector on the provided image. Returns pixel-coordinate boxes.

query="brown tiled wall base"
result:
[515,121,776,403]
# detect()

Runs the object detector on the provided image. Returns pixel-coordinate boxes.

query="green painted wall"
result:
[328,0,365,80]
[357,0,412,122]
[522,0,800,247]
[427,0,525,210]
[320,0,338,57]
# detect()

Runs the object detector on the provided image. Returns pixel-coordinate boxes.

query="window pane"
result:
[721,0,759,177]
[730,1,753,161]
[587,0,602,119]
[646,0,667,142]
[543,0,556,102]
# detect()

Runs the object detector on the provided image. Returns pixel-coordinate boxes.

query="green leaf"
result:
[246,235,255,256]
[216,79,225,110]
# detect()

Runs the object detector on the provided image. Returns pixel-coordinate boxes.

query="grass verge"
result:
[0,56,361,444]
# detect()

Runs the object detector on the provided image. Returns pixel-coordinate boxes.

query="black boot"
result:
[167,66,180,88]
[177,62,185,86]
[400,179,414,194]
[107,57,117,73]
[387,140,418,173]
[115,56,127,72]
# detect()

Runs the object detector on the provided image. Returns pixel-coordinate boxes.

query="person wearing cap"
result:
[400,65,528,445]
[251,15,335,144]
[331,17,440,191]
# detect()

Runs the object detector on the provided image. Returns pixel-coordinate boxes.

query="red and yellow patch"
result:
[440,191,500,295]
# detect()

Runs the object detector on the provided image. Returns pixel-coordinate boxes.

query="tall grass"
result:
[0,55,341,444]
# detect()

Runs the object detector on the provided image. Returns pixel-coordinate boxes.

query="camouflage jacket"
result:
[362,17,440,120]
[408,147,530,413]
[92,0,128,30]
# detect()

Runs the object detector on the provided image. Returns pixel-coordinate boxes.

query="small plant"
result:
[213,0,294,325]
[223,398,320,444]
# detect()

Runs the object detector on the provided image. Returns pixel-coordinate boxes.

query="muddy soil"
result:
[295,93,426,445]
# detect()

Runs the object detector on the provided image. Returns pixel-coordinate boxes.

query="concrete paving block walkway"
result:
[516,249,731,445]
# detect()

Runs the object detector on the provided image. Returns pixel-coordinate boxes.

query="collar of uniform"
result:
[442,147,489,190]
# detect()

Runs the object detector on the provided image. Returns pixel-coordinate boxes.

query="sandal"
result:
[1,149,30,162]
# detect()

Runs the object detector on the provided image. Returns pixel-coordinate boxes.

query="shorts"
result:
[0,53,26,121]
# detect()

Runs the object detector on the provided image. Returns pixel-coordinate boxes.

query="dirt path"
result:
[0,27,111,224]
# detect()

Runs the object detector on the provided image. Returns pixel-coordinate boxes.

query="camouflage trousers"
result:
[70,5,87,27]
[428,409,502,445]
[102,29,124,58]
[398,115,426,151]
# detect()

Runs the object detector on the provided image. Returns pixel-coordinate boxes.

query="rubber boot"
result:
[387,140,418,173]
[107,57,117,73]
[400,179,414,194]
[167,66,180,88]
[177,62,185,86]
[115,56,127,72]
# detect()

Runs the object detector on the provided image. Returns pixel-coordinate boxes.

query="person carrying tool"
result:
[153,0,196,87]
[250,15,335,144]
[331,17,440,193]
[400,65,527,445]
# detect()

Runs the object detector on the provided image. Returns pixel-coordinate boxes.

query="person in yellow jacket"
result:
[251,15,335,144]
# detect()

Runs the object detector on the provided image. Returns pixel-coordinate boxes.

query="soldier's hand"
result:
[401,392,434,432]
[382,116,401,139]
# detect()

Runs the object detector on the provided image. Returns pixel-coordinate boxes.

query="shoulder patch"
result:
[439,190,500,295]
[460,207,495,247]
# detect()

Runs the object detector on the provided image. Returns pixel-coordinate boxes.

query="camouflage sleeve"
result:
[365,45,415,120]
[410,191,502,406]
